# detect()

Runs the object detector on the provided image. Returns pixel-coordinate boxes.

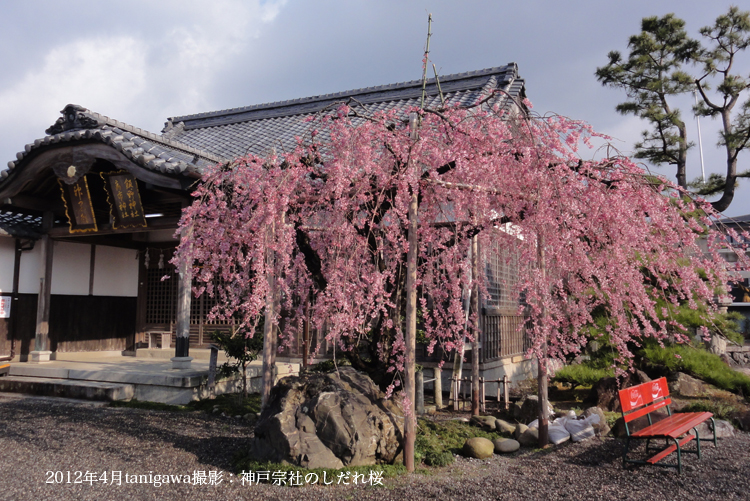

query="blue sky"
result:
[1,0,748,214]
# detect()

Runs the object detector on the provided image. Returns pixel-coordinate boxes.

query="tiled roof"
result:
[165,64,526,159]
[2,65,525,188]
[2,104,226,185]
[0,210,42,239]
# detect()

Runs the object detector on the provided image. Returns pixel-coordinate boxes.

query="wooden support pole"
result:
[30,212,54,363]
[504,374,510,411]
[471,235,480,416]
[416,370,424,416]
[434,367,443,409]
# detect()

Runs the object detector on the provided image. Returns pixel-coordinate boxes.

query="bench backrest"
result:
[618,377,671,422]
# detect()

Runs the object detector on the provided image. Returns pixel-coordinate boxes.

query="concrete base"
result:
[29,351,52,363]
[170,356,194,370]
[3,357,299,405]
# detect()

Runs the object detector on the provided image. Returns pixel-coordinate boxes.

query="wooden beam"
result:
[48,216,180,238]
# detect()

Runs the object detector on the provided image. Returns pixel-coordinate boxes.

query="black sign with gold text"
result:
[58,176,98,233]
[101,171,147,229]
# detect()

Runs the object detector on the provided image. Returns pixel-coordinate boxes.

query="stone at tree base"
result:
[586,370,651,412]
[514,423,529,441]
[611,411,669,438]
[691,419,735,439]
[583,407,610,437]
[667,372,708,397]
[493,438,520,453]
[518,427,539,447]
[462,437,495,459]
[470,415,497,431]
[250,367,404,469]
[514,395,555,425]
[495,418,517,435]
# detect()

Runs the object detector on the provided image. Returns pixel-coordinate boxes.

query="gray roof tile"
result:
[166,64,526,159]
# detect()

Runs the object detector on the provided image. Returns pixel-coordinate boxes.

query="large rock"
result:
[495,418,517,435]
[470,415,496,431]
[493,438,520,453]
[586,370,651,412]
[668,372,708,397]
[518,427,539,447]
[514,423,529,441]
[734,411,750,431]
[692,419,735,439]
[250,367,404,469]
[462,437,495,459]
[709,335,727,356]
[514,395,555,424]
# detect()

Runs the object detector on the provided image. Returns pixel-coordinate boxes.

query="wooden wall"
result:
[8,293,137,355]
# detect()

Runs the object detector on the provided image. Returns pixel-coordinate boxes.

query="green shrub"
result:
[423,450,454,467]
[679,399,738,421]
[640,342,750,396]
[553,364,614,388]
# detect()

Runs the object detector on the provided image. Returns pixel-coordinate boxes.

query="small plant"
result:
[210,323,264,399]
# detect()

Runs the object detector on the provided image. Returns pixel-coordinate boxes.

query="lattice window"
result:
[481,228,520,310]
[144,249,177,325]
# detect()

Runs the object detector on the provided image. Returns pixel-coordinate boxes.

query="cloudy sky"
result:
[1,1,748,215]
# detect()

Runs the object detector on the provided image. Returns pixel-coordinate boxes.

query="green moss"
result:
[640,341,750,396]
[185,392,261,415]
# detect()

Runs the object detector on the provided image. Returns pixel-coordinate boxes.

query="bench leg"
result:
[693,426,702,459]
[674,437,682,475]
[710,417,717,447]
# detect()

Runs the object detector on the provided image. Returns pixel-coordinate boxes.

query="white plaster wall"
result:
[0,237,15,293]
[17,240,42,294]
[50,241,91,295]
[93,245,138,297]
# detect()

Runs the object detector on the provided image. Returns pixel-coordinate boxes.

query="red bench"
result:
[618,377,717,473]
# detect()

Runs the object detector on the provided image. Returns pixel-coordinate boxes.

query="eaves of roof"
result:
[1,105,226,187]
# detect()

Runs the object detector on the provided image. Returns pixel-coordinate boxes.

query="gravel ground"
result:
[1,393,749,501]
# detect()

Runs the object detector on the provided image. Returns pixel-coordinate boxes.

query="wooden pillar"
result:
[88,244,96,296]
[433,367,442,409]
[471,235,480,416]
[30,212,54,363]
[172,228,193,369]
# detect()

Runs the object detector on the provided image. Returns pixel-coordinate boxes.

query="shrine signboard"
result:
[101,171,147,229]
[58,176,98,233]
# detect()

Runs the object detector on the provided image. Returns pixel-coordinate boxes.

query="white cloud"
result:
[0,0,288,166]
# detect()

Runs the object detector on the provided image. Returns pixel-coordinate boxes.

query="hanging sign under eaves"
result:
[101,170,147,229]
[58,176,98,233]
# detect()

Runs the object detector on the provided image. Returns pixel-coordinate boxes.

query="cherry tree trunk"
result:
[537,234,549,448]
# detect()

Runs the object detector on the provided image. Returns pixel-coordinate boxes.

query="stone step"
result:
[0,376,134,401]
